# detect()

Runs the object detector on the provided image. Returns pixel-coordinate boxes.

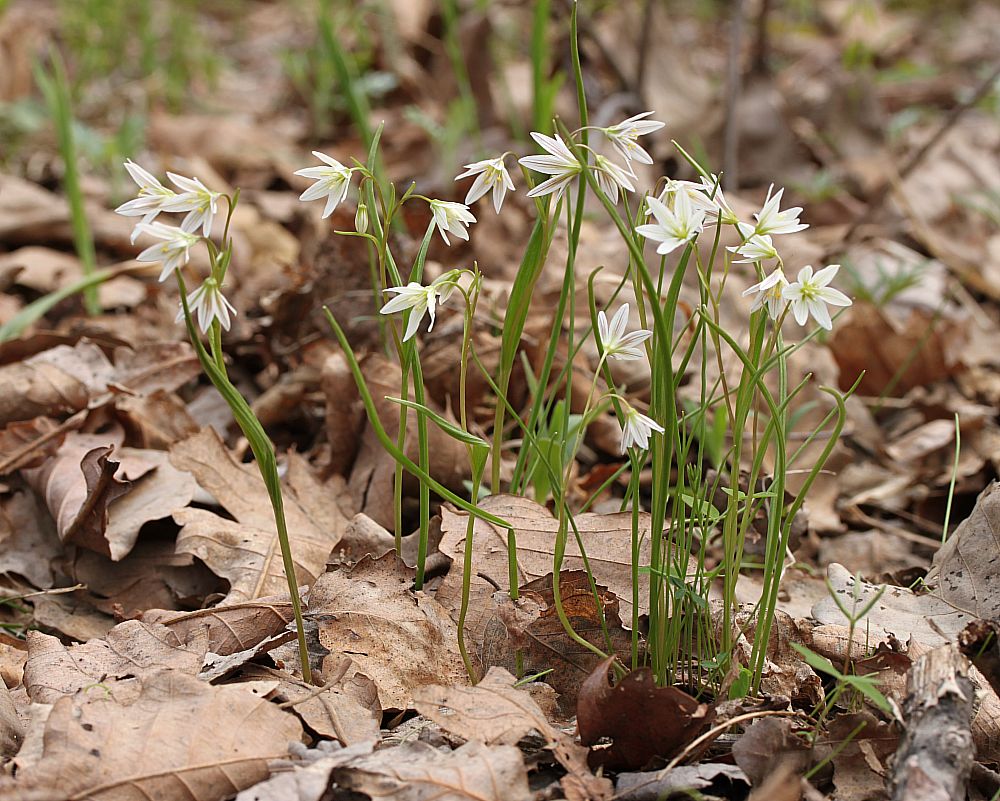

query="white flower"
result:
[695,175,741,226]
[740,185,807,238]
[619,403,664,453]
[782,264,852,330]
[115,160,180,242]
[165,173,221,237]
[177,277,237,333]
[594,155,635,203]
[379,271,460,341]
[635,192,705,255]
[294,151,353,218]
[518,132,581,201]
[135,222,200,282]
[742,268,788,320]
[597,303,651,361]
[455,155,515,213]
[729,234,779,264]
[429,199,476,245]
[602,111,665,165]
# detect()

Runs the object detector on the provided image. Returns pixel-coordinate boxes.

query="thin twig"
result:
[635,0,655,90]
[723,0,746,190]
[844,61,1000,241]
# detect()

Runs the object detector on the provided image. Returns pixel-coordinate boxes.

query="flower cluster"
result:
[287,109,854,454]
[115,160,234,334]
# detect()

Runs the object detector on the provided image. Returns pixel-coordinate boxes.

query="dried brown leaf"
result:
[22,620,209,703]
[926,480,1000,621]
[438,494,653,629]
[169,428,348,603]
[307,554,468,710]
[578,656,715,771]
[332,740,531,801]
[732,718,812,788]
[412,666,555,745]
[812,563,972,647]
[144,596,295,657]
[2,669,302,801]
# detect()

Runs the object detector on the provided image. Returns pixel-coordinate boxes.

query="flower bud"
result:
[355,202,369,234]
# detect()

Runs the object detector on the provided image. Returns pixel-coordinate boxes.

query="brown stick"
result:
[844,61,1000,242]
[890,644,974,801]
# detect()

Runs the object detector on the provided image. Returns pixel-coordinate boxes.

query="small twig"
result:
[844,61,1000,241]
[723,0,745,190]
[751,0,773,75]
[635,0,655,90]
[609,709,805,800]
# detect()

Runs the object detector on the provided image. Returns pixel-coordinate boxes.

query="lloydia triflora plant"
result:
[116,25,854,696]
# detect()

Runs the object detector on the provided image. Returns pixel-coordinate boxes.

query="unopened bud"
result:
[355,202,369,234]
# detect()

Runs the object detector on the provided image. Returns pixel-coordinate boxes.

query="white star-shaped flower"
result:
[782,264,852,330]
[602,111,665,165]
[597,303,651,361]
[593,155,636,203]
[635,192,705,255]
[115,160,180,242]
[135,222,200,282]
[428,199,476,245]
[619,402,664,453]
[742,268,788,320]
[518,132,581,201]
[294,151,353,218]
[177,277,238,333]
[740,185,807,238]
[379,271,461,341]
[165,172,221,238]
[455,155,515,213]
[729,234,779,264]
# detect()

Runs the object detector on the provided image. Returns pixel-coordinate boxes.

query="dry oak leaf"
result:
[169,427,349,603]
[926,480,1000,621]
[578,656,715,771]
[414,667,614,801]
[330,740,532,801]
[22,620,209,704]
[23,431,197,560]
[412,666,557,746]
[143,595,296,657]
[2,668,303,801]
[307,553,469,711]
[243,663,381,746]
[0,486,62,588]
[812,563,972,648]
[0,340,111,427]
[438,494,653,628]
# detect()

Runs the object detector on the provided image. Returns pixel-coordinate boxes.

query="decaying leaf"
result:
[414,667,613,800]
[22,620,209,703]
[578,656,715,771]
[307,553,468,710]
[815,712,897,801]
[812,563,972,647]
[439,495,653,622]
[0,341,112,427]
[2,669,303,800]
[169,427,350,603]
[236,739,531,801]
[0,486,62,588]
[486,571,632,711]
[244,662,381,746]
[412,665,554,746]
[332,740,532,801]
[926,480,1000,621]
[143,595,296,657]
[615,763,750,801]
[732,717,812,788]
[23,431,197,560]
